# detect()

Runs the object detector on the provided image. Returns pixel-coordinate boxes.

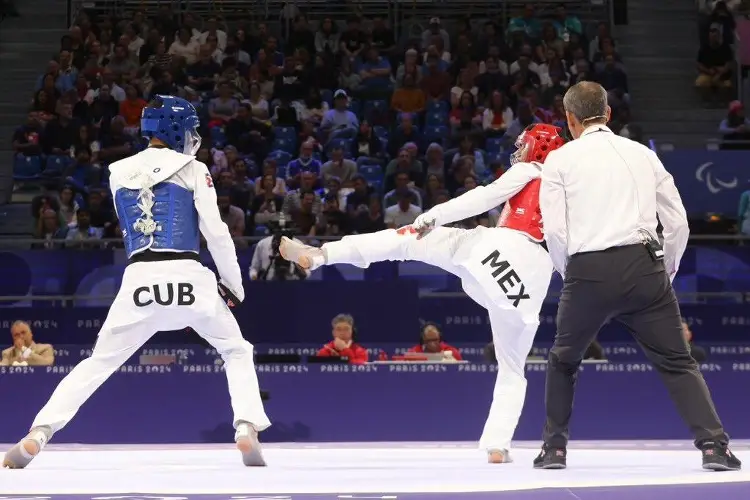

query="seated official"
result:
[682,320,707,363]
[408,322,462,360]
[317,313,368,364]
[0,320,55,367]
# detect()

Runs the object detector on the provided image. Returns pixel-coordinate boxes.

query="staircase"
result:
[616,0,725,148]
[0,0,68,235]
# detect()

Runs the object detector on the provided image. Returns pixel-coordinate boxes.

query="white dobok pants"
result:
[32,259,271,434]
[323,226,553,452]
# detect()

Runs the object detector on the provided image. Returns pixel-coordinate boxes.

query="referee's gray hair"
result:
[563,81,608,126]
[332,313,355,327]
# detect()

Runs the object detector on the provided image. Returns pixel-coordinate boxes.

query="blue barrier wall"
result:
[1,363,747,444]
[662,150,749,216]
[1,246,750,343]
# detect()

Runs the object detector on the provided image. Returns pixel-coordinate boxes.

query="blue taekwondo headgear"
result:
[141,95,201,155]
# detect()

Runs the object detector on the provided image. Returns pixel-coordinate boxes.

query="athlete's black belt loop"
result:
[128,250,200,265]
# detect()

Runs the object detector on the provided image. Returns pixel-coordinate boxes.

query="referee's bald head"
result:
[562,81,612,139]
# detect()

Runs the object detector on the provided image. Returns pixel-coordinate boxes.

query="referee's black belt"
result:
[572,243,642,258]
[128,250,200,265]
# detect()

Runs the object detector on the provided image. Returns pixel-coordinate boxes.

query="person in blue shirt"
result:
[320,89,359,143]
[358,46,393,94]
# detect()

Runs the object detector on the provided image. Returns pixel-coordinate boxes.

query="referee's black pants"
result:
[543,244,729,449]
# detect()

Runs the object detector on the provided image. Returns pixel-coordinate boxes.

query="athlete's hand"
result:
[412,213,436,239]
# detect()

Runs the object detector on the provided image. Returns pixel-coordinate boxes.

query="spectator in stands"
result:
[737,187,750,234]
[37,70,63,106]
[320,90,358,143]
[251,174,285,227]
[217,189,245,241]
[384,190,422,228]
[718,100,750,148]
[98,116,135,164]
[34,208,68,248]
[589,21,612,61]
[505,100,540,143]
[286,140,322,183]
[703,1,736,48]
[31,90,56,121]
[57,185,78,227]
[396,49,422,89]
[188,45,221,92]
[696,28,733,103]
[316,193,349,236]
[13,113,44,157]
[384,171,423,208]
[445,156,475,195]
[351,120,384,166]
[42,103,78,156]
[421,54,452,101]
[350,193,386,234]
[84,189,114,229]
[452,136,486,176]
[450,69,479,109]
[274,55,307,103]
[246,82,270,119]
[508,5,542,40]
[0,321,54,367]
[284,171,320,215]
[255,159,287,196]
[423,173,444,210]
[198,17,227,51]
[107,44,137,82]
[389,113,422,158]
[339,16,367,62]
[65,208,103,246]
[208,81,240,128]
[554,4,583,37]
[287,15,315,56]
[537,24,565,63]
[408,322,462,360]
[482,90,514,136]
[682,320,707,363]
[226,103,273,157]
[422,17,450,52]
[384,147,422,191]
[476,57,510,104]
[346,174,373,212]
[424,143,446,180]
[321,143,357,185]
[317,314,368,364]
[119,85,147,134]
[315,17,339,57]
[450,91,482,135]
[289,189,320,235]
[391,74,426,115]
[338,57,362,93]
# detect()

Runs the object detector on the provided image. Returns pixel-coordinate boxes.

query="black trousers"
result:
[543,244,728,449]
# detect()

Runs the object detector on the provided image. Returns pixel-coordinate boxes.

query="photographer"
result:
[249,233,311,281]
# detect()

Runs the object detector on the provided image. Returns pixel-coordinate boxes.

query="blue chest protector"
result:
[115,182,200,258]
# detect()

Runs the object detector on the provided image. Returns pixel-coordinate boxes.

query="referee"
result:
[535,81,740,471]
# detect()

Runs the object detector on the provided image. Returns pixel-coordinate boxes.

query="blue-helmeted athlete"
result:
[3,96,270,469]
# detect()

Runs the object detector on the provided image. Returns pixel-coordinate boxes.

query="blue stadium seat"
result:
[423,125,449,143]
[321,89,333,107]
[368,179,382,193]
[425,111,447,126]
[271,137,296,155]
[274,126,296,141]
[268,150,292,167]
[427,101,449,114]
[254,225,270,236]
[325,138,352,155]
[359,164,383,182]
[348,100,361,116]
[373,126,389,140]
[210,127,226,147]
[13,154,42,181]
[43,155,70,178]
[363,100,387,120]
[486,138,505,155]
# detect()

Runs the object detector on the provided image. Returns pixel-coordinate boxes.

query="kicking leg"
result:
[280,226,467,273]
[192,301,270,466]
[3,321,154,469]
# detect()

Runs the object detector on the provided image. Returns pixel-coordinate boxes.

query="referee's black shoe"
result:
[533,445,567,469]
[701,442,742,471]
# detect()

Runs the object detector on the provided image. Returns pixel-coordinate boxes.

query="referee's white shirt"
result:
[539,125,689,279]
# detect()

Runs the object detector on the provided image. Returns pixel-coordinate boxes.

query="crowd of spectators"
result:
[13,4,626,248]
[697,0,738,106]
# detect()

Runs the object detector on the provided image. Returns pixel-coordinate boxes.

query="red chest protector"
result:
[497,177,543,242]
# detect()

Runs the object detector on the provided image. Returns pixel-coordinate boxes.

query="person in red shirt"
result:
[408,322,462,360]
[317,314,369,364]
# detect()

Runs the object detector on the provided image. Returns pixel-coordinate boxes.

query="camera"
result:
[260,217,308,281]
